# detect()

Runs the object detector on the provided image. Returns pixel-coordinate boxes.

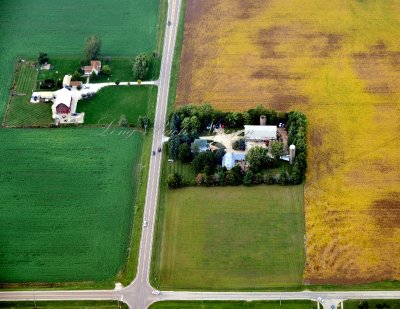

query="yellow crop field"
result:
[176,0,400,284]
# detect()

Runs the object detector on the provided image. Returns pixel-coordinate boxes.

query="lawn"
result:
[152,184,305,290]
[77,86,157,126]
[175,0,400,284]
[0,128,143,284]
[0,0,161,119]
[344,300,400,309]
[0,301,128,309]
[150,301,317,309]
[37,57,138,85]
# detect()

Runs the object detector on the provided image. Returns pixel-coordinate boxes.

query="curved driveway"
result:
[1,1,400,308]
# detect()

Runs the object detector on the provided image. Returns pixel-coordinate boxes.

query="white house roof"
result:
[54,88,72,108]
[62,75,72,86]
[244,125,277,140]
[222,153,246,170]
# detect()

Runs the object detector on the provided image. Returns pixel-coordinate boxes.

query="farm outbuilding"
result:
[244,125,277,141]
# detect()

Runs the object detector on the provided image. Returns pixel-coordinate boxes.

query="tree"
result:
[133,53,153,79]
[101,64,111,76]
[270,141,284,160]
[138,116,150,129]
[71,71,82,82]
[169,113,180,134]
[167,173,182,189]
[38,52,49,65]
[243,112,251,125]
[90,71,98,82]
[213,148,226,165]
[85,35,102,60]
[178,143,192,163]
[192,152,216,174]
[168,135,181,160]
[246,146,268,171]
[190,116,200,132]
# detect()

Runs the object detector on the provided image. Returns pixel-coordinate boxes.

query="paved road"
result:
[1,0,400,308]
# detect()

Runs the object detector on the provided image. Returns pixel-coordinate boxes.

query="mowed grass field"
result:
[0,128,143,283]
[0,301,128,309]
[0,0,161,119]
[175,0,400,283]
[77,86,158,126]
[150,301,317,309]
[152,186,305,290]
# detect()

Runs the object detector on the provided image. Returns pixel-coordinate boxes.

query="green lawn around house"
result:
[77,86,157,126]
[0,128,143,285]
[151,175,306,290]
[37,57,138,85]
[0,301,128,309]
[150,301,317,309]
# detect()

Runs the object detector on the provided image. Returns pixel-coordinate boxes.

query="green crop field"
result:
[0,0,162,119]
[344,300,400,309]
[0,301,128,309]
[152,183,305,290]
[0,128,143,284]
[150,301,317,309]
[77,86,157,126]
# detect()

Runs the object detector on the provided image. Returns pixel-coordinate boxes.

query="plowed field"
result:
[176,0,400,284]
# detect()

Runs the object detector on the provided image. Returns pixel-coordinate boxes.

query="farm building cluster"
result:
[29,61,103,124]
[194,116,296,171]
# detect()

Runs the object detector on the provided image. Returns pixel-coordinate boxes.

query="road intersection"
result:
[1,1,400,308]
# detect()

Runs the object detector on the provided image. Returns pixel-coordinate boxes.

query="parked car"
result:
[158,147,161,152]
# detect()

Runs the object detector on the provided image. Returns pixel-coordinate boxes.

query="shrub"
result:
[243,170,254,186]
[119,114,128,127]
[115,80,120,85]
[101,64,111,76]
[232,138,246,151]
[167,173,182,189]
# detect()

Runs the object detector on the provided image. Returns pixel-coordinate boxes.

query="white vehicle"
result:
[83,84,90,89]
[143,220,148,227]
[151,290,160,295]
[317,297,325,303]
[168,159,174,162]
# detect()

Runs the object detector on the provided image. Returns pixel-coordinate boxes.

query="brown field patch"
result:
[175,0,400,284]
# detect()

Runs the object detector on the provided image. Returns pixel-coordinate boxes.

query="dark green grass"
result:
[0,0,160,119]
[77,86,157,126]
[37,57,140,84]
[0,128,143,284]
[150,301,317,309]
[0,301,128,309]
[151,164,305,290]
[344,300,400,308]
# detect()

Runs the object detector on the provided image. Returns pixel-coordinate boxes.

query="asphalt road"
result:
[1,1,400,309]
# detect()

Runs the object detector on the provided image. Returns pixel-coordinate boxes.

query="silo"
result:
[289,144,296,164]
[260,115,267,126]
